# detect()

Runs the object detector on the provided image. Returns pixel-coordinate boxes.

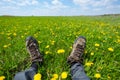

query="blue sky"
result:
[0,0,120,16]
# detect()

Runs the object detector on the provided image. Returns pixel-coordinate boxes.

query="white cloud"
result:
[52,0,61,5]
[29,0,69,16]
[44,0,68,10]
[17,0,38,6]
[73,0,120,15]
[2,0,39,6]
[17,0,39,6]
[2,0,16,4]
[2,0,12,2]
[1,6,19,9]
[73,0,118,7]
[0,0,120,16]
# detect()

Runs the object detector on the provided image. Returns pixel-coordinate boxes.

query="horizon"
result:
[1,13,120,17]
[0,0,120,16]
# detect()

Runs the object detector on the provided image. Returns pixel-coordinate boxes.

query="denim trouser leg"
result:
[71,63,90,80]
[14,67,36,80]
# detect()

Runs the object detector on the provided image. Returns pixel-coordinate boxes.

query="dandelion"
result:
[45,45,49,48]
[85,50,87,54]
[53,74,58,79]
[85,62,94,67]
[117,39,120,43]
[50,78,56,80]
[115,32,118,34]
[38,41,42,44]
[94,73,101,79]
[70,46,72,49]
[45,51,50,54]
[107,75,111,79]
[0,76,5,80]
[96,48,98,50]
[61,72,68,79]
[108,47,114,52]
[57,49,65,54]
[13,33,17,36]
[8,37,11,39]
[34,73,41,80]
[51,41,55,45]
[7,33,11,36]
[25,33,27,35]
[90,52,94,56]
[21,35,24,38]
[52,32,55,36]
[3,45,8,48]
[95,43,100,47]
[103,40,106,42]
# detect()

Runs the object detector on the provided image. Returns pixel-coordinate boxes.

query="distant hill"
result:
[100,14,120,16]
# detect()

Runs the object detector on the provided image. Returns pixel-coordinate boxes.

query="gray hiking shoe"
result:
[26,36,43,63]
[67,36,86,65]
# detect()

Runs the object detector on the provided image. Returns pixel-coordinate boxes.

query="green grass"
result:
[0,16,120,80]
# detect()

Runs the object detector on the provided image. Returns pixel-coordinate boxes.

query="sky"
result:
[0,0,120,16]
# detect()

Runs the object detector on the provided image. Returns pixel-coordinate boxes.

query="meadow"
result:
[0,16,120,80]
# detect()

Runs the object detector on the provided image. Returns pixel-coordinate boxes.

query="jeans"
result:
[71,63,90,80]
[14,63,90,80]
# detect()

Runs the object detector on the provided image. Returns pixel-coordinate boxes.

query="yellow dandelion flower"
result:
[117,39,120,43]
[21,36,24,38]
[34,73,41,80]
[45,51,50,54]
[25,33,27,35]
[108,47,114,52]
[50,78,56,80]
[95,43,100,47]
[53,74,58,79]
[70,46,72,49]
[85,50,87,54]
[38,41,42,44]
[7,33,11,36]
[94,73,101,78]
[85,62,94,67]
[8,37,11,39]
[107,75,110,79]
[51,41,55,45]
[61,72,68,79]
[3,45,8,48]
[45,45,49,48]
[90,52,94,56]
[13,33,17,36]
[96,48,98,50]
[103,40,106,42]
[57,49,65,54]
[0,76,5,80]
[115,32,118,34]
[52,32,55,36]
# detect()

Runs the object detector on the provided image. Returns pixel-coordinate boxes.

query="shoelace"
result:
[29,43,39,58]
[74,44,84,58]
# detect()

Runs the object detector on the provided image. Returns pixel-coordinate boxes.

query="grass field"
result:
[0,16,120,80]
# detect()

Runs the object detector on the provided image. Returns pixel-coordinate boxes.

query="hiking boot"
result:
[67,36,86,65]
[26,36,43,63]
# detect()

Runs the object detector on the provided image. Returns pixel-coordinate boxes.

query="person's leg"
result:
[67,36,90,80]
[14,36,43,80]
[70,63,89,80]
[14,63,37,80]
